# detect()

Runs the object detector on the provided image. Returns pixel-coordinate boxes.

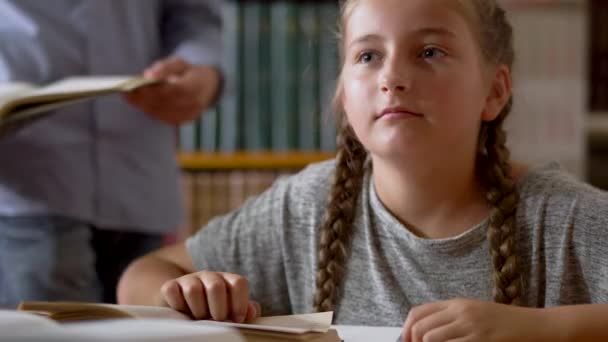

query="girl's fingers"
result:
[160,280,190,315]
[420,322,466,342]
[244,300,262,322]
[179,276,209,320]
[403,302,448,342]
[252,301,262,317]
[244,301,257,322]
[200,272,229,321]
[160,271,256,323]
[408,309,454,342]
[221,272,250,323]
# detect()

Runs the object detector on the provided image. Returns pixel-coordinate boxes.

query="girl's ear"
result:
[482,65,512,121]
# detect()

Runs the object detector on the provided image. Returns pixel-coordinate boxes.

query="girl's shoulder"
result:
[275,158,337,205]
[516,162,608,230]
[517,162,607,201]
[287,159,337,187]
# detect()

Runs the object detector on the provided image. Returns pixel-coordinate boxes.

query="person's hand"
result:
[156,271,261,323]
[124,56,221,125]
[402,298,548,342]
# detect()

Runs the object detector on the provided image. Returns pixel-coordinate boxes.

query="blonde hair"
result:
[313,0,521,313]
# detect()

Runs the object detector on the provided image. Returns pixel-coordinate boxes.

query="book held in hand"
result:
[14,301,341,341]
[0,76,158,137]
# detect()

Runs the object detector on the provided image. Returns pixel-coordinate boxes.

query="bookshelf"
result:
[177,151,335,237]
[175,0,340,238]
[178,151,334,171]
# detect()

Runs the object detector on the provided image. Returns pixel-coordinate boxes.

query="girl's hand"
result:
[156,271,261,323]
[402,298,548,342]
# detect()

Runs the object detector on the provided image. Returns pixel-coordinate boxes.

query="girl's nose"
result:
[380,68,409,93]
[381,83,406,93]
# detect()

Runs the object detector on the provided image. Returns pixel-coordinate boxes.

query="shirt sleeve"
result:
[161,0,224,68]
[572,185,608,302]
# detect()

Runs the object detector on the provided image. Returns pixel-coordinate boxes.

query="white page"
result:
[0,83,35,103]
[1,319,244,342]
[334,325,403,342]
[28,76,139,96]
[253,311,332,332]
[60,319,245,342]
[97,303,191,320]
[199,311,333,334]
[0,310,58,331]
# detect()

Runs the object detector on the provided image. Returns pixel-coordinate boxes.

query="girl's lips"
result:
[377,106,423,119]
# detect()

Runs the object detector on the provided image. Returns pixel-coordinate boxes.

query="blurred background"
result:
[176,0,606,236]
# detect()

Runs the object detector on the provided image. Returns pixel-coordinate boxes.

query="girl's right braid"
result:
[313,123,366,313]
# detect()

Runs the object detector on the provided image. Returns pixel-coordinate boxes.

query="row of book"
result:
[179,0,341,153]
[177,169,294,237]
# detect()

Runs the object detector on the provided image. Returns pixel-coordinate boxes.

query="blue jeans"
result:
[0,216,163,306]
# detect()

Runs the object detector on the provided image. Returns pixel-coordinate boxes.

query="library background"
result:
[174,0,608,239]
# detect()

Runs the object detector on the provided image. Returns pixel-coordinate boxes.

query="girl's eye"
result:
[419,47,446,60]
[357,51,378,64]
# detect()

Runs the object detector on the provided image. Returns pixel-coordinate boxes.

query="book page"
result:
[0,82,35,103]
[59,319,245,341]
[253,312,332,332]
[18,301,191,321]
[100,304,191,321]
[2,318,245,342]
[0,309,58,331]
[28,76,153,97]
[200,311,333,334]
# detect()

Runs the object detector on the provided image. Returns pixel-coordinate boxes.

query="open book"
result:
[16,301,341,342]
[0,76,158,137]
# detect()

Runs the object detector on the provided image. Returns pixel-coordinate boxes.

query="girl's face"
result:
[341,0,506,163]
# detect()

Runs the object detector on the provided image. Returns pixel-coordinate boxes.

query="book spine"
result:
[178,120,197,152]
[211,171,230,220]
[258,3,273,150]
[270,1,299,151]
[200,107,218,152]
[228,170,247,211]
[176,171,194,241]
[297,2,321,151]
[243,2,263,151]
[197,171,214,232]
[219,0,242,152]
[318,1,340,151]
[244,170,277,199]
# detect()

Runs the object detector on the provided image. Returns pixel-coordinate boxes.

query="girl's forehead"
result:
[345,0,473,43]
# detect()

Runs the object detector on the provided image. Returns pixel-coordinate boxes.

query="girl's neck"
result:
[372,156,490,239]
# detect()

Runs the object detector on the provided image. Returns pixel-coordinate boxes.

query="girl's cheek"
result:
[344,74,374,98]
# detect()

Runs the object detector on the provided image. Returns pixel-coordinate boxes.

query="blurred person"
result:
[0,0,223,305]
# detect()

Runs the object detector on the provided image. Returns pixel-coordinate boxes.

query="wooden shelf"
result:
[177,151,335,171]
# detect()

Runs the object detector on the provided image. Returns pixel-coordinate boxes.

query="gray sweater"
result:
[186,160,608,326]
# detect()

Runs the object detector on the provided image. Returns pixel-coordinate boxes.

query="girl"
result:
[118,0,608,340]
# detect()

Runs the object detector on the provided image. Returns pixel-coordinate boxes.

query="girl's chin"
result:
[368,142,421,162]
